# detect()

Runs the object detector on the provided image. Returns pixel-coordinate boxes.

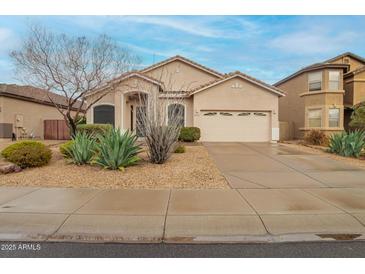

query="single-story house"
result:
[0,84,82,140]
[85,55,285,142]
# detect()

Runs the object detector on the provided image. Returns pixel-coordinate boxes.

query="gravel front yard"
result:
[0,144,228,189]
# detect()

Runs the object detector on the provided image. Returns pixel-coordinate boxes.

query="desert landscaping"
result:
[0,141,228,189]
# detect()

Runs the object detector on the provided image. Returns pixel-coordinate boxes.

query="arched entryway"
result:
[93,105,115,126]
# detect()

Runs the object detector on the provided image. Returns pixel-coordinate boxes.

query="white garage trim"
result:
[198,110,272,142]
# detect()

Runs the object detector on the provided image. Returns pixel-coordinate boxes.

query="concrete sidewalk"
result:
[1,186,365,243]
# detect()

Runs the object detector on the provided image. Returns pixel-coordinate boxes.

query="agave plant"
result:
[94,128,141,171]
[328,130,365,158]
[67,131,96,165]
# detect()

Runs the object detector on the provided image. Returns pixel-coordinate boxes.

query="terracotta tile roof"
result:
[110,70,164,86]
[87,70,164,96]
[140,55,224,78]
[189,70,286,96]
[0,83,85,110]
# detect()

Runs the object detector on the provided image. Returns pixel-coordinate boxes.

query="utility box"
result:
[15,114,24,128]
[0,123,13,138]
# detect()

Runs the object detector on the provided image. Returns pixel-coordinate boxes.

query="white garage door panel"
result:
[199,111,271,142]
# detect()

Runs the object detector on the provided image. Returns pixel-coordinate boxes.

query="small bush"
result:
[75,115,86,125]
[328,130,365,158]
[59,140,74,158]
[76,124,112,138]
[94,128,141,171]
[349,105,365,129]
[174,145,186,153]
[179,127,201,142]
[1,141,52,168]
[68,131,96,165]
[304,130,328,146]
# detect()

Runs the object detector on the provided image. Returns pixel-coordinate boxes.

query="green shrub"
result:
[1,141,52,168]
[76,124,112,138]
[59,140,74,158]
[179,127,201,142]
[174,145,186,153]
[304,129,328,146]
[328,130,365,158]
[349,105,365,129]
[94,128,141,171]
[68,131,96,165]
[75,115,86,125]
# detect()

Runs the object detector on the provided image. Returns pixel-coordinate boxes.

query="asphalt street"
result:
[1,241,365,258]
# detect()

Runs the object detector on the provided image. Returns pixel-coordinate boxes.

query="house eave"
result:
[274,63,350,87]
[190,74,286,97]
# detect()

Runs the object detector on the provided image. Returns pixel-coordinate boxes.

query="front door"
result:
[136,106,146,137]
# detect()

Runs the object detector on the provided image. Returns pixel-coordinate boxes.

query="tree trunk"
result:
[67,115,77,138]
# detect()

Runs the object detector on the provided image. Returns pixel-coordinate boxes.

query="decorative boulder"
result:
[0,164,22,174]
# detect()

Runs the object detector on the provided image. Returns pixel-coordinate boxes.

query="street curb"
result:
[2,232,365,244]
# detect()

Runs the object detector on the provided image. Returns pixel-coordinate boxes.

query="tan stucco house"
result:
[275,52,365,139]
[86,55,285,142]
[0,84,81,140]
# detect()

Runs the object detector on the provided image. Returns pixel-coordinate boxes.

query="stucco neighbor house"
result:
[0,84,82,140]
[85,55,285,142]
[275,52,365,139]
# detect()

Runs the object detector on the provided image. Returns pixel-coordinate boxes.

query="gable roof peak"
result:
[324,52,365,64]
[190,70,285,97]
[140,55,224,78]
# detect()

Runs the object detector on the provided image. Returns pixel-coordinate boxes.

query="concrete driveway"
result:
[202,142,365,241]
[1,142,365,244]
[204,142,365,189]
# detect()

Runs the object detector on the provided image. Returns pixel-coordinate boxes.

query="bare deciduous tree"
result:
[10,24,139,136]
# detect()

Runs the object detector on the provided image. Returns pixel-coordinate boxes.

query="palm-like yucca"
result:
[328,130,365,158]
[94,128,141,171]
[67,131,96,165]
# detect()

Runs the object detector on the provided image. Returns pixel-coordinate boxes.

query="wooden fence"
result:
[44,120,70,140]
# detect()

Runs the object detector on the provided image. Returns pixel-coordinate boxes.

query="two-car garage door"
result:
[199,110,271,142]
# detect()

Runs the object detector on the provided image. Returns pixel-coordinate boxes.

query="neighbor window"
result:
[308,109,322,127]
[329,71,341,91]
[329,108,340,128]
[308,71,322,91]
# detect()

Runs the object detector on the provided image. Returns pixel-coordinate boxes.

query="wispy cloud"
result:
[119,41,198,62]
[268,27,357,54]
[117,16,232,38]
[1,16,365,85]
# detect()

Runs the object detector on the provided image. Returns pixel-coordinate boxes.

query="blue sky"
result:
[0,16,365,84]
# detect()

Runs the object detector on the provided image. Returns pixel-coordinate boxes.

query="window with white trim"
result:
[308,109,322,127]
[329,108,340,128]
[329,71,340,91]
[308,71,322,91]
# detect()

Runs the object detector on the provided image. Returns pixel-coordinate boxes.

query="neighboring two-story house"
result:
[275,52,365,139]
